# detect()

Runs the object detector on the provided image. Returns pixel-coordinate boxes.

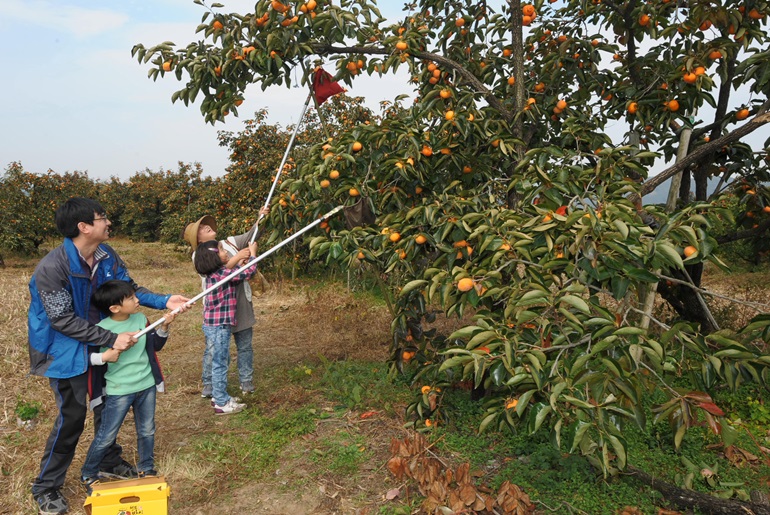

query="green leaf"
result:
[563,395,594,409]
[613,327,647,336]
[674,423,687,450]
[570,421,592,453]
[467,330,498,349]
[625,268,660,283]
[560,295,590,314]
[447,326,481,340]
[479,412,498,433]
[612,219,629,239]
[656,242,685,270]
[399,280,428,296]
[517,289,549,306]
[528,402,551,433]
[607,434,627,469]
[720,419,739,447]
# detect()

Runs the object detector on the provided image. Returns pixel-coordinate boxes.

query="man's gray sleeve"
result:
[230,224,259,249]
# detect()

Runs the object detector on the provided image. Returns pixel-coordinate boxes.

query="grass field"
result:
[2,239,769,514]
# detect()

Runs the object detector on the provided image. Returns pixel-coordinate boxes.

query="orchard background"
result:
[4,0,770,512]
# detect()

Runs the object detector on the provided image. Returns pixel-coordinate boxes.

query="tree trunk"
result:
[694,166,709,202]
[656,267,715,334]
[627,466,770,515]
[678,170,690,203]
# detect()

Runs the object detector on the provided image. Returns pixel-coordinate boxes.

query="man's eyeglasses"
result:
[92,216,109,223]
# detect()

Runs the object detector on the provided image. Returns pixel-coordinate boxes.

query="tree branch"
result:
[640,109,770,197]
[657,272,770,312]
[715,217,770,245]
[626,466,770,515]
[310,43,515,123]
[622,0,644,86]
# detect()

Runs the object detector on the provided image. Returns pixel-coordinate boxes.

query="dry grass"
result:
[0,238,396,514]
[703,269,770,332]
[3,240,766,514]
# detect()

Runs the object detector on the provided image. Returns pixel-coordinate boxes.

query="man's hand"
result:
[259,205,270,217]
[102,348,121,363]
[166,295,191,312]
[114,332,138,351]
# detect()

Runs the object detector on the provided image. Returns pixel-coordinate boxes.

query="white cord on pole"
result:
[249,92,314,244]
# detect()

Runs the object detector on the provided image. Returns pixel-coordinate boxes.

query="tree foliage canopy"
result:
[132,0,770,473]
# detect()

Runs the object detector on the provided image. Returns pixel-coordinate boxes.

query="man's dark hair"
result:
[55,197,106,238]
[194,241,222,276]
[92,280,136,316]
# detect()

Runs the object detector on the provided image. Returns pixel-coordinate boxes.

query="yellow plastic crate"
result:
[84,476,170,515]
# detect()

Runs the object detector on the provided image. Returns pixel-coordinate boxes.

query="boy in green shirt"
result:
[80,280,176,491]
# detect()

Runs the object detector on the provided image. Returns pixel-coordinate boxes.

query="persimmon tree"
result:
[134,0,770,476]
[212,96,375,238]
[0,163,99,251]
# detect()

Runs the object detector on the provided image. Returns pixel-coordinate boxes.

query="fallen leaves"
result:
[386,432,535,514]
[724,445,761,467]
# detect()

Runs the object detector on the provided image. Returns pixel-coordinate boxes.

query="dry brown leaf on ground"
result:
[496,481,536,514]
[448,490,464,512]
[387,456,407,480]
[471,494,487,511]
[424,492,443,512]
[385,488,400,500]
[385,432,535,514]
[725,444,761,467]
[427,471,448,499]
[455,462,470,485]
[459,482,477,505]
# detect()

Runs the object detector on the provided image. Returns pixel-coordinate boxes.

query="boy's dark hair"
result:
[55,197,107,238]
[194,240,222,276]
[93,280,136,316]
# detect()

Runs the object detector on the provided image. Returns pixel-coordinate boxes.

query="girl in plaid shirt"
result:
[194,239,258,414]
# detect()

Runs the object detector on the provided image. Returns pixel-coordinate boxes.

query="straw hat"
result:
[183,215,217,249]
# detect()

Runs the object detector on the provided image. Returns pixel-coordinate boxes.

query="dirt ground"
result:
[160,284,403,515]
[0,247,416,514]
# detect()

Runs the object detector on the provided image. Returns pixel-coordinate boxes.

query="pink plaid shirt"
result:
[202,263,257,327]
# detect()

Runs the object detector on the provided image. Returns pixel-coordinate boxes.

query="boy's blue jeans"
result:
[201,326,253,387]
[81,386,156,478]
[203,325,235,407]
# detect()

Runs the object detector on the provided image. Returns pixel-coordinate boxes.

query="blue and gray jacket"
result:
[28,238,170,379]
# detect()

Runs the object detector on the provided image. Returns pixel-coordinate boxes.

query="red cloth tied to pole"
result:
[312,67,344,105]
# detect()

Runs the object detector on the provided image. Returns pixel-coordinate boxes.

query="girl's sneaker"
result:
[213,398,245,415]
[210,396,240,407]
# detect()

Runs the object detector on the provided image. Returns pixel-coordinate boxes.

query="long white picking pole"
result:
[134,204,345,339]
[249,92,313,244]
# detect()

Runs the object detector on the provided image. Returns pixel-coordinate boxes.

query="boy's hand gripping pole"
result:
[249,92,313,245]
[134,204,344,339]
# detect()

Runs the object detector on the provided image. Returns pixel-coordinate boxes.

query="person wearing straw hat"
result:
[183,207,269,398]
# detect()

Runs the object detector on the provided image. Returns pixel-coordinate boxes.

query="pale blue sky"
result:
[0,0,410,180]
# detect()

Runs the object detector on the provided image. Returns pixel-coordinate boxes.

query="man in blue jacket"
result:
[28,197,190,515]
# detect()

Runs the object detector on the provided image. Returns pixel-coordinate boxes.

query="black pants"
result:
[32,373,123,495]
